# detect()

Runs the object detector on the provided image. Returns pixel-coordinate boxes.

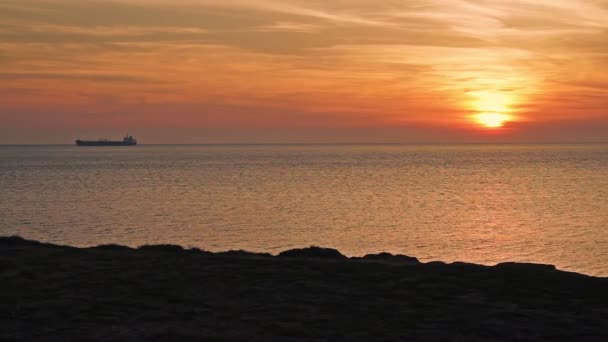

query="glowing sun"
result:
[475,113,511,128]
[468,90,517,128]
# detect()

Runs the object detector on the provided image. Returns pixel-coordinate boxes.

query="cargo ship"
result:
[76,135,137,146]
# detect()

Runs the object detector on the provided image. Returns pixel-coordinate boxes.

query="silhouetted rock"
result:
[0,235,49,247]
[94,244,133,251]
[496,262,557,272]
[216,250,273,258]
[361,252,419,264]
[426,261,447,266]
[278,246,347,259]
[187,247,209,254]
[138,244,184,253]
[1,236,606,341]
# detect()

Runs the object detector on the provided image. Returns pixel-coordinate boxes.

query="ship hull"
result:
[76,140,137,146]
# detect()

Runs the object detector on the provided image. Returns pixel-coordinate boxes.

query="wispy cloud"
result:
[1,0,607,142]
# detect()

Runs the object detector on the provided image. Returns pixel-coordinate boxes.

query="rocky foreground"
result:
[1,236,607,341]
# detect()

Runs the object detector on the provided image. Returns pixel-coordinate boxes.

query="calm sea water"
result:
[1,144,607,276]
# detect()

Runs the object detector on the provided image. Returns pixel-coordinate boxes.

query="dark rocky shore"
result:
[1,236,607,341]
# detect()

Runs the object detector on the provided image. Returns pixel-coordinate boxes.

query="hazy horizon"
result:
[2,140,608,146]
[2,124,608,145]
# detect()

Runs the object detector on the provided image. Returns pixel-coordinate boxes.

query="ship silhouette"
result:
[76,134,137,146]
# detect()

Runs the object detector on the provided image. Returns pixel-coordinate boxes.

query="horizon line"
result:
[1,141,607,146]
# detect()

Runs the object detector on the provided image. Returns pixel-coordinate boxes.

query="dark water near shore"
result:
[1,144,607,276]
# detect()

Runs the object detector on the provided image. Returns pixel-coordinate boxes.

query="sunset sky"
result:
[1,0,607,143]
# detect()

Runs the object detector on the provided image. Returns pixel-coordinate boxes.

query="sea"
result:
[1,144,607,276]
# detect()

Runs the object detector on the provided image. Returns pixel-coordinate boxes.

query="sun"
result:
[475,112,511,128]
[467,90,516,129]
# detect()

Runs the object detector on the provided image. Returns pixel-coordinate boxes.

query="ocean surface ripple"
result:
[1,144,607,276]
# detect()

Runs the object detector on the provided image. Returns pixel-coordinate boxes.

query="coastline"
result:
[2,236,607,340]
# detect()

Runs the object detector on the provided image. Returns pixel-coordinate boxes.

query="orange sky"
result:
[1,0,607,143]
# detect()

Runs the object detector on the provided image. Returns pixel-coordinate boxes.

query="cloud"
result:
[0,72,153,82]
[0,0,607,143]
